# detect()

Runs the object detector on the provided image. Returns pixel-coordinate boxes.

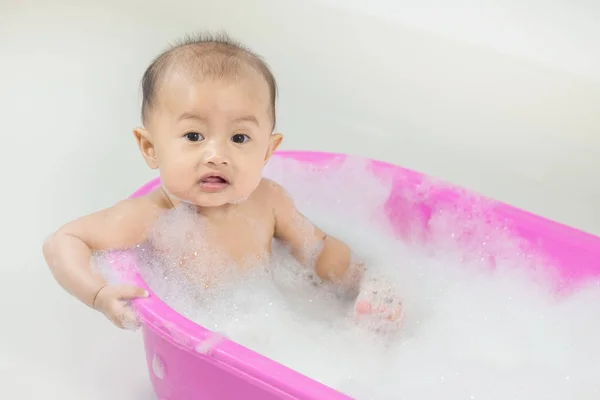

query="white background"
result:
[1,0,599,398]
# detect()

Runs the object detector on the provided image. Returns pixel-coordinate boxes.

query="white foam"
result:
[98,156,600,399]
[195,331,227,355]
[152,354,165,380]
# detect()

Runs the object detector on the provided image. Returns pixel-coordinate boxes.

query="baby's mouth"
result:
[202,176,228,184]
[199,175,230,192]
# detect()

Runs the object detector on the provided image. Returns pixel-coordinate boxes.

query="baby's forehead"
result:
[158,66,272,110]
[159,66,271,119]
[165,60,268,91]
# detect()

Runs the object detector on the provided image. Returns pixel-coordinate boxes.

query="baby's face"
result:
[143,70,281,207]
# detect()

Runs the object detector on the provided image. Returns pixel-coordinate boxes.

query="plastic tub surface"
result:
[116,151,600,400]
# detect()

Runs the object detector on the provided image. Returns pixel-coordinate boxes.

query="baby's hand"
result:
[353,278,403,333]
[93,284,148,330]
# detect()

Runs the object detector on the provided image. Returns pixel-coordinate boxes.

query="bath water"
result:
[96,156,600,400]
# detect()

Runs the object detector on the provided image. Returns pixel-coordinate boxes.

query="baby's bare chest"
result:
[150,205,275,270]
[203,214,274,261]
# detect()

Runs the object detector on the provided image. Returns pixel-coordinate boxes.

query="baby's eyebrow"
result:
[178,112,206,122]
[232,116,259,125]
[178,113,259,126]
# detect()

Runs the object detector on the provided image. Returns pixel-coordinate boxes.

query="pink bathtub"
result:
[118,150,600,400]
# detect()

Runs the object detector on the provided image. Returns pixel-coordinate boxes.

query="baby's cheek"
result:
[236,172,262,196]
[161,166,193,193]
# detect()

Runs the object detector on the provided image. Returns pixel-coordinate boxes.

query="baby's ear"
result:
[265,133,283,163]
[133,127,159,169]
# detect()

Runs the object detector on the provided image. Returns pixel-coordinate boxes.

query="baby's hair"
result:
[140,31,278,128]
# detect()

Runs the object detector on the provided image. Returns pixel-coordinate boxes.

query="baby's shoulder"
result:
[54,188,172,251]
[110,188,172,222]
[251,178,296,214]
[253,178,289,202]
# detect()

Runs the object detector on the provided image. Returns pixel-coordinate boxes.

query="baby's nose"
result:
[204,151,228,165]
[201,143,229,165]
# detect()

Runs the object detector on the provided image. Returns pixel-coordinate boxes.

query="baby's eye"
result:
[231,133,250,144]
[185,132,204,142]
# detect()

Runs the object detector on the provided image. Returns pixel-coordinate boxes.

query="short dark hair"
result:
[140,32,278,128]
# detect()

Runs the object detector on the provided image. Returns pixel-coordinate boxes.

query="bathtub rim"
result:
[126,149,600,399]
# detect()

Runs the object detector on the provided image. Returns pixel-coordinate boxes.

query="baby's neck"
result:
[195,203,239,219]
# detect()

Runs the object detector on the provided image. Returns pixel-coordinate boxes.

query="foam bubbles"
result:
[152,354,165,379]
[99,155,600,399]
[195,332,226,355]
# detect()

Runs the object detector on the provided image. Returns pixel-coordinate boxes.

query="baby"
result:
[42,33,402,331]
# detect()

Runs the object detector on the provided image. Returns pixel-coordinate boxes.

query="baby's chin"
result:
[185,192,251,208]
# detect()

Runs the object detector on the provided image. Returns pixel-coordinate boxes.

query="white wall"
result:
[320,0,600,83]
[1,1,599,398]
[2,0,599,236]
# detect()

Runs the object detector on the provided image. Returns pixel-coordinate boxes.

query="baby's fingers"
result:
[119,307,142,331]
[355,299,403,321]
[114,285,149,300]
[106,303,141,330]
[355,299,373,314]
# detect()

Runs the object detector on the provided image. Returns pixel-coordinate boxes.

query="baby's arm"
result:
[42,195,163,327]
[270,181,403,328]
[270,182,363,291]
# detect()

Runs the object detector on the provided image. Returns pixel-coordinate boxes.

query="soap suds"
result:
[94,156,600,399]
